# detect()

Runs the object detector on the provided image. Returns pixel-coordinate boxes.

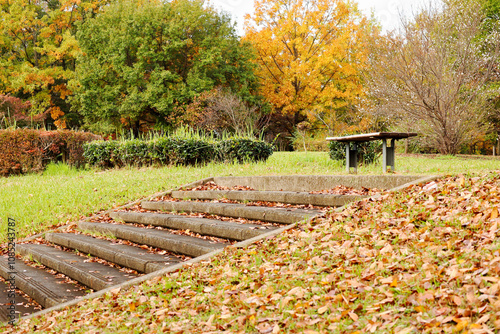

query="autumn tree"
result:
[366,0,500,155]
[184,87,269,137]
[72,0,260,134]
[0,0,109,129]
[0,94,38,128]
[244,0,376,138]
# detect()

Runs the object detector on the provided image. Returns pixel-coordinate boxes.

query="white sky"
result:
[207,0,430,35]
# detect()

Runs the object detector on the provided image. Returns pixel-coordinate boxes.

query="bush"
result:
[0,129,100,177]
[170,138,215,165]
[0,129,42,176]
[149,137,176,165]
[83,141,120,168]
[118,139,150,166]
[216,138,274,163]
[84,136,274,168]
[40,131,101,167]
[328,140,381,165]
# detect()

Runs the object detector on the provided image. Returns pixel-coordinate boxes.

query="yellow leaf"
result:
[129,302,136,312]
[390,277,398,287]
[414,305,427,313]
[491,207,499,219]
[454,320,468,332]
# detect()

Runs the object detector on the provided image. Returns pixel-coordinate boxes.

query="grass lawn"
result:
[1,152,500,333]
[1,152,498,243]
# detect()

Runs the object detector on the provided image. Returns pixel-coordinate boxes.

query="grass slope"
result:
[6,171,500,333]
[1,153,499,243]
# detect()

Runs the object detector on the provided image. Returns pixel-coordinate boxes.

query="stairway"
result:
[1,179,365,323]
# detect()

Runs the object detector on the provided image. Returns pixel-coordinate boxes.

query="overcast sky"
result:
[207,0,429,34]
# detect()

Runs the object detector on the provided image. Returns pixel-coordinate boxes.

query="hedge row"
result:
[0,129,100,176]
[83,137,274,168]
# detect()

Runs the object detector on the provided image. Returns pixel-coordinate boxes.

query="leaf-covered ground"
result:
[5,172,500,333]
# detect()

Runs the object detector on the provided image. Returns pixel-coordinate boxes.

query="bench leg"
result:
[345,143,350,173]
[345,142,358,174]
[383,139,395,173]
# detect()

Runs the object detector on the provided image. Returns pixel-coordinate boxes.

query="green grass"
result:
[0,152,498,243]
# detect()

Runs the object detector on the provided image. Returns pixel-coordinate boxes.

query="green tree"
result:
[72,0,260,134]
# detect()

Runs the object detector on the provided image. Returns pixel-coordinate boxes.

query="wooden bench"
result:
[326,132,417,173]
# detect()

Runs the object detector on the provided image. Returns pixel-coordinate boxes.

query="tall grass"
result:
[114,125,264,143]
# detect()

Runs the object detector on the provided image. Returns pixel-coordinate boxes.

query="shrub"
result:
[149,137,176,165]
[170,138,215,165]
[0,129,42,176]
[118,139,150,166]
[216,138,274,163]
[83,141,120,168]
[328,140,381,165]
[0,129,100,177]
[84,136,273,168]
[40,131,101,167]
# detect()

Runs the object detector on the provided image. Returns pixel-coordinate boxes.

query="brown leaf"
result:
[318,305,329,314]
[452,295,462,306]
[348,311,358,321]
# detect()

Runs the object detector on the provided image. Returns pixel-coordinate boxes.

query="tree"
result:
[366,0,500,155]
[0,0,107,128]
[0,94,38,128]
[184,87,268,137]
[72,0,260,134]
[243,0,376,136]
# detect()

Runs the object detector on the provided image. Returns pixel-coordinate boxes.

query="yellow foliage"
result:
[244,0,377,123]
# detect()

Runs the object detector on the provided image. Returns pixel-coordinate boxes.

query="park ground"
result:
[1,152,500,333]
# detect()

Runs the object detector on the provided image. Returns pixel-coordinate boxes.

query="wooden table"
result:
[326,132,418,173]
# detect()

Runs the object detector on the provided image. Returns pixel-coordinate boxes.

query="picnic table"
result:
[326,132,418,173]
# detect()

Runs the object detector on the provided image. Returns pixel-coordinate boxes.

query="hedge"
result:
[84,137,274,168]
[216,138,274,163]
[0,129,100,177]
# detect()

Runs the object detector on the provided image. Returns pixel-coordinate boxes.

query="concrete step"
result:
[16,244,139,291]
[46,233,181,274]
[110,211,277,241]
[141,200,321,224]
[171,190,364,207]
[79,222,226,257]
[0,256,87,309]
[0,278,42,323]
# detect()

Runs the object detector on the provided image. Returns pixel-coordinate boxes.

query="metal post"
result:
[382,139,387,173]
[352,143,358,174]
[345,142,350,173]
[391,138,396,172]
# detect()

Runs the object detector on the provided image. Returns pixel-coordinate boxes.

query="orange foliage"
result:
[244,0,377,123]
[49,106,66,129]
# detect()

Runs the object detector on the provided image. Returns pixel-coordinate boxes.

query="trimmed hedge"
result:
[216,138,274,163]
[0,129,100,177]
[328,140,382,165]
[84,137,274,168]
